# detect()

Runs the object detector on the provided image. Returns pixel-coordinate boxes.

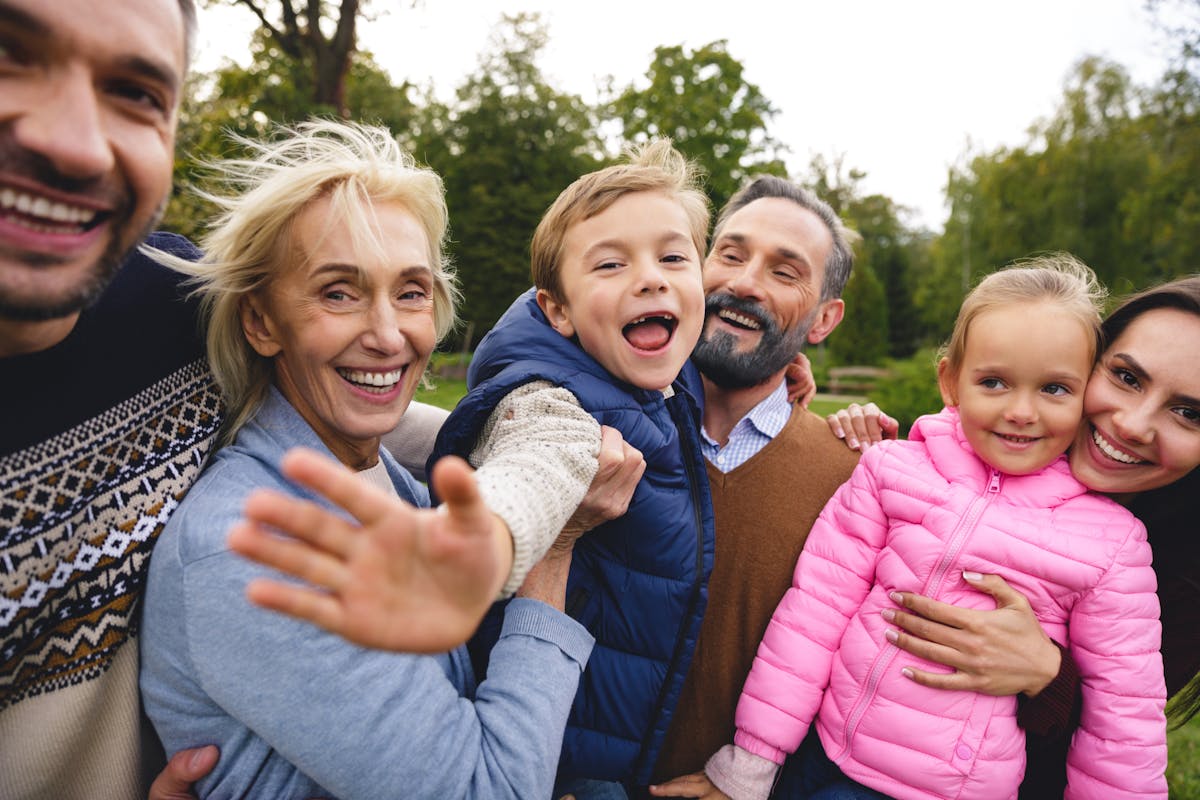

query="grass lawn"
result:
[1171,716,1200,798]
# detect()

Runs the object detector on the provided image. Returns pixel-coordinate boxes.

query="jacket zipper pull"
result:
[988,470,1001,493]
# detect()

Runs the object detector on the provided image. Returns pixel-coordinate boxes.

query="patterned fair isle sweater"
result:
[0,234,222,800]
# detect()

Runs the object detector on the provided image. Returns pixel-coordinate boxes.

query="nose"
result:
[634,258,669,295]
[725,258,766,302]
[15,66,115,180]
[362,298,408,355]
[1004,392,1038,425]
[1111,398,1155,444]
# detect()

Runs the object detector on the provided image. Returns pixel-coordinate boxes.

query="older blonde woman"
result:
[138,121,602,799]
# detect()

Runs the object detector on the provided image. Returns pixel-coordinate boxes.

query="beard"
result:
[0,130,152,322]
[692,293,814,389]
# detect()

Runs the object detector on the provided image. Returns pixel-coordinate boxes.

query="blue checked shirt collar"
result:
[700,379,791,473]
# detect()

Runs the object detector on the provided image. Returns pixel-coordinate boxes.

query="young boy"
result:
[429,140,716,789]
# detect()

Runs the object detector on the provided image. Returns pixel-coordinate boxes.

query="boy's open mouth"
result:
[623,314,677,351]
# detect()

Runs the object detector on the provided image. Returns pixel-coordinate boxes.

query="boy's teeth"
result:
[339,368,403,388]
[1092,428,1144,464]
[0,187,98,227]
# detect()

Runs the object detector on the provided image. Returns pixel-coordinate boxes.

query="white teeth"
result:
[718,309,761,330]
[0,186,98,227]
[628,314,674,325]
[338,368,403,389]
[1092,428,1145,464]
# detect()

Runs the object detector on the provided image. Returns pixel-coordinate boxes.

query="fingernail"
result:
[885,629,899,643]
[962,570,983,581]
[848,438,859,449]
[901,667,915,679]
[881,608,895,622]
[889,591,903,603]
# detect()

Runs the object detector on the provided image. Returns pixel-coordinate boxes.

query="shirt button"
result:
[955,744,973,760]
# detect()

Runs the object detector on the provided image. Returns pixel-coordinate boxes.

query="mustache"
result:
[704,292,782,336]
[0,129,125,206]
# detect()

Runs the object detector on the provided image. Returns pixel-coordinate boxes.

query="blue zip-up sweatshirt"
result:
[431,289,716,786]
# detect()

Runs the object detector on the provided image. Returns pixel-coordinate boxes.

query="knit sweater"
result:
[0,234,222,800]
[651,406,860,784]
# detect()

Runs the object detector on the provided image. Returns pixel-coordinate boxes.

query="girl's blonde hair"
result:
[145,119,459,443]
[941,252,1106,379]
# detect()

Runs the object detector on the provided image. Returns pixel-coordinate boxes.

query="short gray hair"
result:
[713,175,855,301]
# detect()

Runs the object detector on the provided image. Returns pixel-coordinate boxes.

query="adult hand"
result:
[826,402,899,451]
[147,745,218,800]
[884,572,1061,697]
[784,351,817,407]
[558,425,645,544]
[648,772,731,799]
[227,447,511,654]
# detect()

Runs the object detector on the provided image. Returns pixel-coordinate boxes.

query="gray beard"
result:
[692,298,813,389]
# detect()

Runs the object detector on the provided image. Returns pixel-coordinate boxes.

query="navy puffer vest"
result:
[431,289,715,786]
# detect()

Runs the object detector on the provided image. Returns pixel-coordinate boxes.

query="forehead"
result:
[714,197,832,270]
[964,303,1093,369]
[290,196,429,267]
[1108,307,1200,379]
[6,0,186,83]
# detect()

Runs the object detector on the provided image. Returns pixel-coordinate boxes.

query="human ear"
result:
[536,288,576,339]
[805,299,846,345]
[240,293,283,358]
[936,357,958,407]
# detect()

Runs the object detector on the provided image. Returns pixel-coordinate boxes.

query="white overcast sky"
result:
[194,1,1179,231]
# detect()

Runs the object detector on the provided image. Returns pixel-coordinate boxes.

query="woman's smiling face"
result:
[1070,307,1200,497]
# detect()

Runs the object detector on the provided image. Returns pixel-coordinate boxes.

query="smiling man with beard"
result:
[0,2,230,797]
[647,176,865,795]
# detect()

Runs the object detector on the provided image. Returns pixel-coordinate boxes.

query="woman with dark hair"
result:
[827,274,1200,794]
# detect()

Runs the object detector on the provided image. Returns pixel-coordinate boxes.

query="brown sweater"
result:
[651,406,861,784]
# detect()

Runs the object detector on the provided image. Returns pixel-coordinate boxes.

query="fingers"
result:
[278,447,398,528]
[243,576,345,634]
[826,404,864,450]
[228,520,348,591]
[147,744,219,800]
[960,571,1031,611]
[430,456,492,542]
[889,589,972,630]
[239,489,355,559]
[900,664,976,692]
[648,771,715,797]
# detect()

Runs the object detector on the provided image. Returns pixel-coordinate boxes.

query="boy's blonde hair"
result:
[530,139,710,301]
[145,119,459,443]
[941,252,1106,379]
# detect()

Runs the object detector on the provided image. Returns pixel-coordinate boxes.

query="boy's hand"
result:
[648,772,731,799]
[559,425,645,543]
[227,448,512,654]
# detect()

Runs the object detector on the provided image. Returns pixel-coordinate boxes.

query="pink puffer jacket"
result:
[734,407,1166,800]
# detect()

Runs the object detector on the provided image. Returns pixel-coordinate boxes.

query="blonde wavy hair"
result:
[145,119,459,443]
[941,252,1106,380]
[530,139,710,302]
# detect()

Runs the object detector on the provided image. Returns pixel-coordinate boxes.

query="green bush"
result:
[870,348,944,435]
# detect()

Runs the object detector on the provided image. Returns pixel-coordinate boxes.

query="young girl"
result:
[702,255,1167,800]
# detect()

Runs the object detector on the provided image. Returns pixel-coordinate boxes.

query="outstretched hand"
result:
[884,571,1062,697]
[227,447,511,654]
[826,402,900,451]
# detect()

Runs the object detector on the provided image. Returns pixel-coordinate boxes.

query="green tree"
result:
[163,31,415,239]
[410,14,605,339]
[611,40,787,214]
[209,0,371,116]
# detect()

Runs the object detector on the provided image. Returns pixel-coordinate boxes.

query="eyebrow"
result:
[309,263,433,281]
[715,232,809,266]
[0,1,47,34]
[117,54,181,100]
[582,230,693,260]
[1112,352,1200,407]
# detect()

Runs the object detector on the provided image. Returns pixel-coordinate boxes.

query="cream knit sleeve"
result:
[468,381,601,597]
